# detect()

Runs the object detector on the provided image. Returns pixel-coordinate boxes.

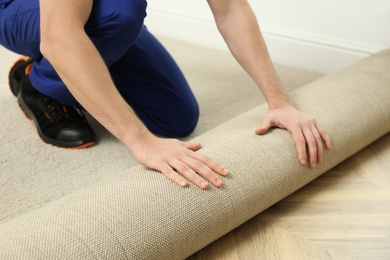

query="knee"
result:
[172,102,200,137]
[145,101,199,138]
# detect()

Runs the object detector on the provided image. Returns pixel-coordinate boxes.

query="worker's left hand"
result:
[255,103,332,168]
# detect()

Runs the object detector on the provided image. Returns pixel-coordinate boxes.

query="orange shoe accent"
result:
[44,111,51,120]
[12,55,30,64]
[8,56,31,76]
[64,142,97,150]
[25,63,32,75]
[38,135,97,150]
[36,131,97,150]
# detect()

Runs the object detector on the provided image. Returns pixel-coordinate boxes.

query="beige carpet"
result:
[0,36,322,225]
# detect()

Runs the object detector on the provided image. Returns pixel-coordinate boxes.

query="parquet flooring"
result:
[189,133,390,259]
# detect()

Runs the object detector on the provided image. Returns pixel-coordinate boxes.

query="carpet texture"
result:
[0,37,321,225]
[0,42,389,259]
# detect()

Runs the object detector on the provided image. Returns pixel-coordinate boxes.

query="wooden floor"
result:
[188,133,390,260]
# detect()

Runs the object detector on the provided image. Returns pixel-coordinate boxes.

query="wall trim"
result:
[145,8,386,74]
[261,26,381,56]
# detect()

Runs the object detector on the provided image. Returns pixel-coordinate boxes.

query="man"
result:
[0,0,332,189]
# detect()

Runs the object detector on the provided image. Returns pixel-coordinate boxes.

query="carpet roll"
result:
[0,49,389,260]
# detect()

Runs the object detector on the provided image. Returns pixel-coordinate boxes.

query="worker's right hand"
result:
[129,135,229,189]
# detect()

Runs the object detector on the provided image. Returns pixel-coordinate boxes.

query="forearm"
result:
[209,1,332,169]
[40,31,151,148]
[209,0,292,109]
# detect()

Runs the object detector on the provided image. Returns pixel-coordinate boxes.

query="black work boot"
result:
[9,57,97,149]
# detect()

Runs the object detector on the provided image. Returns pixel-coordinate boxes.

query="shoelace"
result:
[42,96,84,123]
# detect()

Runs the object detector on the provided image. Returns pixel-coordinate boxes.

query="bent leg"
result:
[0,0,197,137]
[30,0,148,106]
[109,27,199,137]
[0,0,148,106]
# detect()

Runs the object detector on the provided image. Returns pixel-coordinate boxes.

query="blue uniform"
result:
[0,0,199,137]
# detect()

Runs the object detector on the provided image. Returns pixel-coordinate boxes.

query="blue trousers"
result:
[0,0,199,137]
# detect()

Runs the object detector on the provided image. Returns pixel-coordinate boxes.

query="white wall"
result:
[145,0,390,74]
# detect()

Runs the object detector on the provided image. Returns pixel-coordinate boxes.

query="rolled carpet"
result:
[0,49,389,260]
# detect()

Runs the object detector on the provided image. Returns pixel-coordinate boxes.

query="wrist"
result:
[267,93,293,110]
[122,125,153,150]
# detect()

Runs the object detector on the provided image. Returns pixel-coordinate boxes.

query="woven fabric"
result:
[0,49,389,259]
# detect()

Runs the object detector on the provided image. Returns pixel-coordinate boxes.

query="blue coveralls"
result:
[0,0,199,137]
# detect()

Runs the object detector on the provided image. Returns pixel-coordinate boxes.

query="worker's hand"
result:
[130,135,229,189]
[255,104,332,168]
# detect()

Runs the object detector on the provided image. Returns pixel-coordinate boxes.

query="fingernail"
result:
[300,159,306,165]
[224,169,229,175]
[216,179,223,186]
[201,181,208,189]
[180,181,187,187]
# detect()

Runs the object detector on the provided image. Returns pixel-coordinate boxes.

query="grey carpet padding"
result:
[0,49,389,259]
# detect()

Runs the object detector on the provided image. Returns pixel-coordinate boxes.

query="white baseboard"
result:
[145,9,386,74]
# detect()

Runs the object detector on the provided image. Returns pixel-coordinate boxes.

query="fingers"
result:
[173,155,227,189]
[314,121,333,150]
[291,128,308,166]
[169,160,210,189]
[190,151,229,178]
[311,126,324,164]
[302,126,322,168]
[184,141,202,151]
[256,115,278,135]
[155,162,189,188]
[293,119,331,168]
[159,142,228,189]
[255,105,333,170]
